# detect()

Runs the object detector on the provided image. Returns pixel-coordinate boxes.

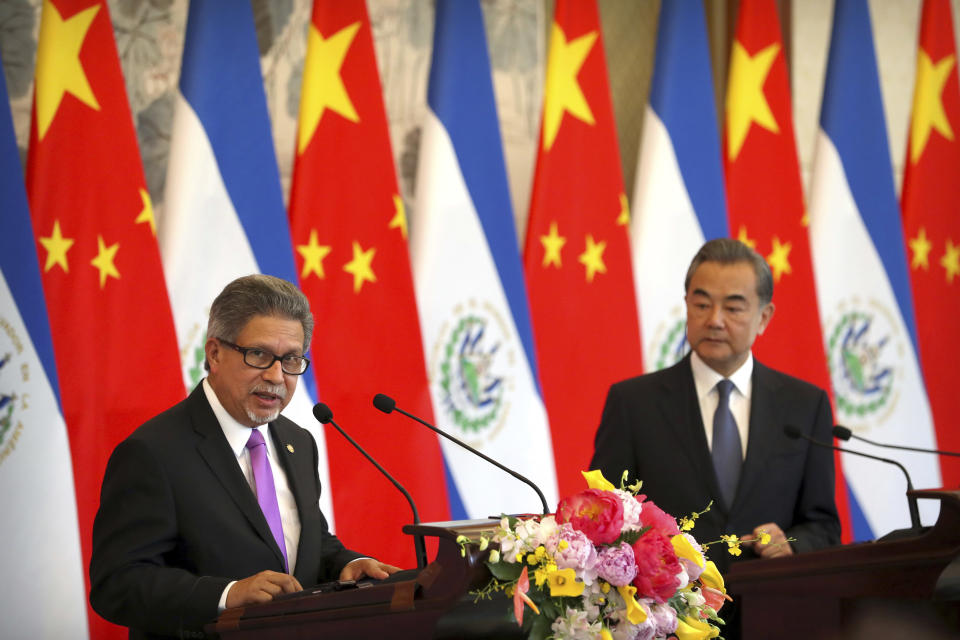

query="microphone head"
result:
[313,403,333,424]
[373,393,396,414]
[832,425,853,441]
[783,424,802,440]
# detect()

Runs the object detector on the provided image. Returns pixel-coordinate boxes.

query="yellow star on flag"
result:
[34,0,101,141]
[134,188,157,235]
[90,234,120,289]
[540,221,567,268]
[736,225,756,250]
[343,241,376,293]
[941,238,960,283]
[389,194,408,239]
[616,193,630,226]
[909,227,933,270]
[766,236,792,281]
[909,50,955,164]
[542,22,597,151]
[578,234,607,282]
[297,21,361,154]
[726,41,781,160]
[39,219,75,273]
[297,229,332,280]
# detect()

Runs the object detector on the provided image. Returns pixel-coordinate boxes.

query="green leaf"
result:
[528,615,552,640]
[486,561,523,582]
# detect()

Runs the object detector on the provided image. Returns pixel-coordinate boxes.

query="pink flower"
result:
[631,530,682,603]
[595,542,637,587]
[556,489,624,545]
[638,498,680,537]
[701,586,728,616]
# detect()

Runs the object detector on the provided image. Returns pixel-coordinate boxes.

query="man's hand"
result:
[225,570,303,608]
[339,558,401,581]
[741,522,793,559]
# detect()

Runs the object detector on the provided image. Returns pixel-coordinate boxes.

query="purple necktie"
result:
[245,429,289,572]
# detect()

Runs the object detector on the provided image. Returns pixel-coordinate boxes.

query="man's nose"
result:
[707,306,725,327]
[262,359,285,382]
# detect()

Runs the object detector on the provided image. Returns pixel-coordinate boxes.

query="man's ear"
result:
[757,302,775,335]
[204,338,221,373]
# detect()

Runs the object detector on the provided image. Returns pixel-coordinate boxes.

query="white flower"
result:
[550,607,604,640]
[615,489,644,531]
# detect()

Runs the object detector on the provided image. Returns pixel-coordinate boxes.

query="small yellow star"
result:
[389,194,408,239]
[343,241,376,293]
[726,41,781,160]
[910,50,955,163]
[540,221,567,268]
[34,0,101,140]
[909,227,932,270]
[736,225,756,250]
[38,219,75,273]
[542,22,597,150]
[766,236,792,281]
[616,193,630,226]
[90,235,120,289]
[296,229,332,280]
[134,188,156,235]
[941,238,960,284]
[578,234,607,282]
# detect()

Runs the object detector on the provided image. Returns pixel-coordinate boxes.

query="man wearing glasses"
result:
[90,275,397,638]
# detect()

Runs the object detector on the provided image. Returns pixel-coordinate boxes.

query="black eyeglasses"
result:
[218,339,310,375]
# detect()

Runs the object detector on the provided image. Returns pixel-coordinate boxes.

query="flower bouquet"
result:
[465,470,728,640]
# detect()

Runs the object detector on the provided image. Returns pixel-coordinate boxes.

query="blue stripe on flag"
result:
[649,0,728,241]
[426,0,541,385]
[819,0,919,350]
[845,481,874,541]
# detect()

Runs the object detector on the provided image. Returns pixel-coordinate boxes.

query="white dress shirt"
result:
[690,351,753,460]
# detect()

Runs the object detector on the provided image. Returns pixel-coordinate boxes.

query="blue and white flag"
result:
[410,0,558,518]
[809,0,940,540]
[0,65,87,637]
[630,0,729,372]
[158,0,332,521]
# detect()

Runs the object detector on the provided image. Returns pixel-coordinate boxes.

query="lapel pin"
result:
[286,444,295,453]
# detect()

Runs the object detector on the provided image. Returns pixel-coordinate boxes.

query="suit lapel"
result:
[733,361,782,512]
[269,419,316,581]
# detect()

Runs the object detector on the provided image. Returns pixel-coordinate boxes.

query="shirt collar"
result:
[203,377,271,457]
[690,350,754,400]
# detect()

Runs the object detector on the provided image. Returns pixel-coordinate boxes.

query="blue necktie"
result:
[712,379,742,510]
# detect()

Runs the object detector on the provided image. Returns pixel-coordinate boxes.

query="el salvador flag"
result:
[809,0,941,540]
[630,0,729,373]
[158,0,333,522]
[0,63,87,637]
[410,0,558,519]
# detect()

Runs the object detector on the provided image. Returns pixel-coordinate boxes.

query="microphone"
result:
[832,425,960,457]
[373,393,550,515]
[312,403,428,569]
[784,425,922,533]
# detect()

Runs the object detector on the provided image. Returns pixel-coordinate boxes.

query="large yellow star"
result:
[941,238,960,283]
[766,236,792,281]
[726,41,781,160]
[616,193,630,226]
[34,0,101,141]
[297,229,332,280]
[343,241,376,293]
[297,21,361,154]
[909,227,932,270]
[38,219,74,273]
[909,50,955,164]
[134,188,156,235]
[540,221,567,268]
[389,194,408,239]
[578,234,607,282]
[90,235,120,289]
[542,23,597,151]
[736,225,756,250]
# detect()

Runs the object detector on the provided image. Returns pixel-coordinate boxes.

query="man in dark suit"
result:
[591,238,840,575]
[90,275,398,638]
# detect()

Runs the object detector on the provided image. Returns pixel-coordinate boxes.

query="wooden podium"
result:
[727,489,960,638]
[207,520,522,639]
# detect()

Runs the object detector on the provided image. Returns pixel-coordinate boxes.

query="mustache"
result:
[250,383,287,399]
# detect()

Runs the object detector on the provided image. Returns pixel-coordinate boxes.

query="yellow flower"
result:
[617,585,648,625]
[479,536,490,551]
[671,534,705,570]
[535,545,547,561]
[558,539,569,551]
[601,581,611,594]
[527,553,538,565]
[488,549,501,563]
[600,628,614,640]
[581,469,616,491]
[515,552,524,563]
[700,561,725,593]
[720,534,742,556]
[547,568,585,597]
[534,566,549,587]
[675,615,719,640]
[679,517,696,532]
[758,530,772,545]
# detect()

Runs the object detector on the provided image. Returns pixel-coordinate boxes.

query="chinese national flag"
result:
[288,0,449,567]
[524,0,643,499]
[26,1,185,637]
[902,0,960,488]
[723,0,851,540]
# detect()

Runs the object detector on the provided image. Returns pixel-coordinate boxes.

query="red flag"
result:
[523,0,643,498]
[26,1,184,636]
[722,0,851,541]
[901,0,960,488]
[288,0,450,567]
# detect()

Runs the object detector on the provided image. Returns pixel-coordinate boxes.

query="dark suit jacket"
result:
[590,355,840,574]
[89,384,361,639]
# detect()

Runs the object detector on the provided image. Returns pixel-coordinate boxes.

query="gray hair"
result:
[206,275,313,368]
[684,238,774,305]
